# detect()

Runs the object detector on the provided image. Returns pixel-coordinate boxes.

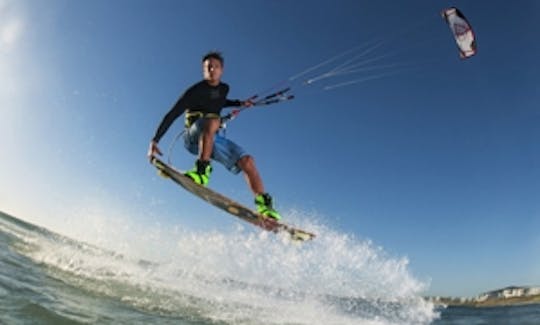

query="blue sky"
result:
[1,0,538,297]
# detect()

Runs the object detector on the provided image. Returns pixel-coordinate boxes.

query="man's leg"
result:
[237,156,281,220]
[237,155,264,195]
[194,127,281,220]
[184,118,220,186]
[199,118,220,161]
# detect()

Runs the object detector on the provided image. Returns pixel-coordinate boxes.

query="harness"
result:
[184,111,220,128]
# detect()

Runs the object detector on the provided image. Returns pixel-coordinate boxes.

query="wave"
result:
[0,210,438,324]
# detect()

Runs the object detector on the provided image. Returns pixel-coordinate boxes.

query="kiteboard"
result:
[150,156,315,242]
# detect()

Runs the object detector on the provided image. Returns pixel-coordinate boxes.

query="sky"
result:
[0,0,538,297]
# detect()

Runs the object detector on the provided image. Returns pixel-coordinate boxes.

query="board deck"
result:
[150,157,315,242]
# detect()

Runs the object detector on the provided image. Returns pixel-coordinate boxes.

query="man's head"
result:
[202,51,224,86]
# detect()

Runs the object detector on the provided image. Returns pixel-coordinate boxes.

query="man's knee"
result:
[202,118,221,134]
[237,155,255,171]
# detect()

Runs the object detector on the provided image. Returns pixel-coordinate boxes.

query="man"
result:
[148,51,281,220]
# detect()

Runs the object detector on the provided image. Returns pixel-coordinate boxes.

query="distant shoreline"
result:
[426,286,540,308]
[427,295,540,308]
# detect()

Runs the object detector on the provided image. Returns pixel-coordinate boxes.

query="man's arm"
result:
[224,99,242,107]
[148,94,189,160]
[152,97,187,143]
[225,97,254,108]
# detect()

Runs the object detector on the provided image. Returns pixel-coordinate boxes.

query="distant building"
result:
[476,286,540,302]
[501,287,525,298]
[426,285,540,307]
[476,294,489,302]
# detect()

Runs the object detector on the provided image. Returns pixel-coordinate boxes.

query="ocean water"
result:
[433,304,540,325]
[0,210,538,325]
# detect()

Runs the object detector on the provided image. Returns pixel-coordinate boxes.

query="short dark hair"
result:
[202,51,224,65]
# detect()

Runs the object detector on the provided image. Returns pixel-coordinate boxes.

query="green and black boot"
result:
[255,193,281,220]
[184,159,212,186]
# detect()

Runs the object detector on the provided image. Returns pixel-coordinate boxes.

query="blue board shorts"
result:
[183,119,248,175]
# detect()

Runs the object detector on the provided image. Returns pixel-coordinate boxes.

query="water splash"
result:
[4,209,438,325]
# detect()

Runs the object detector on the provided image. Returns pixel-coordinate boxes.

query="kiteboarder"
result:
[148,51,281,220]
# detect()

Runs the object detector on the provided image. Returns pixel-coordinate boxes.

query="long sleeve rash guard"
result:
[152,80,241,143]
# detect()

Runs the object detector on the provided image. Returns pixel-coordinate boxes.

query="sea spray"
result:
[3,210,438,324]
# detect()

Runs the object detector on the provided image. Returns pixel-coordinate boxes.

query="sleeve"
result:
[222,83,241,107]
[224,99,242,107]
[152,92,190,143]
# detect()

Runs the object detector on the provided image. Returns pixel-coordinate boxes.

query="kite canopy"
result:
[442,7,477,59]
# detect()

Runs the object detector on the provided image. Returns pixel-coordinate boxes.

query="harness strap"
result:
[185,111,220,128]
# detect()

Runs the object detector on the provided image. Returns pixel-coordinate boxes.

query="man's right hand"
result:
[147,140,162,161]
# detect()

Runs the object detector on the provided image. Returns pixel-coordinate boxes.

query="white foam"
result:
[13,207,438,325]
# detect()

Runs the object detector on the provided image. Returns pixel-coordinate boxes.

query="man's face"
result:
[203,58,223,84]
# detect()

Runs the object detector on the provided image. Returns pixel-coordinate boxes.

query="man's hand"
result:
[147,140,162,161]
[241,98,254,108]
